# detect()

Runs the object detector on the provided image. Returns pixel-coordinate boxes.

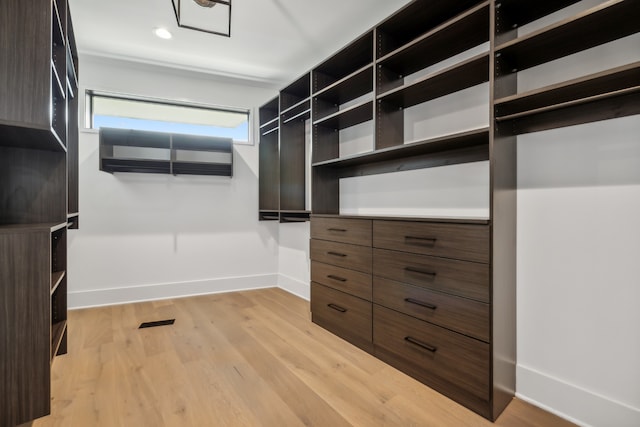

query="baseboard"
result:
[277,274,310,300]
[68,274,279,309]
[516,364,640,427]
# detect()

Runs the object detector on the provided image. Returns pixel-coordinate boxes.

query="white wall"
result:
[68,54,281,307]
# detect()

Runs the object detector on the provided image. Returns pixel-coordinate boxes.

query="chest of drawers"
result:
[310,215,496,419]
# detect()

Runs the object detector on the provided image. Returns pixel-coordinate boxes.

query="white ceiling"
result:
[69,0,412,85]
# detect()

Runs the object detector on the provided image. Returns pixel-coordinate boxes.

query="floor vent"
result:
[138,319,175,329]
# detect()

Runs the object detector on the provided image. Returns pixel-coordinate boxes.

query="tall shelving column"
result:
[0,0,79,424]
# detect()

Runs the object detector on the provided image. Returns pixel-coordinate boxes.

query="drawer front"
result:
[373,305,490,401]
[310,239,372,274]
[373,277,489,342]
[373,220,489,264]
[311,217,372,246]
[311,283,372,352]
[373,248,489,303]
[311,261,372,301]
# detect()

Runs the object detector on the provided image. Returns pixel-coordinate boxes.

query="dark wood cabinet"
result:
[0,0,79,424]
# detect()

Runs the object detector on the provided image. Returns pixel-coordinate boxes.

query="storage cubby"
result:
[279,108,310,215]
[99,128,233,176]
[50,225,68,361]
[494,0,640,135]
[280,73,311,112]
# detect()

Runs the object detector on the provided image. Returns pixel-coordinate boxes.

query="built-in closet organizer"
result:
[260,0,640,421]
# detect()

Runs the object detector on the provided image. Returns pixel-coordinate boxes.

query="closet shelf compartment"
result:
[378,53,489,108]
[100,158,171,174]
[495,62,640,116]
[259,210,280,221]
[313,65,373,108]
[279,211,311,223]
[377,0,483,57]
[495,0,640,73]
[259,97,279,125]
[281,99,311,124]
[259,117,279,130]
[280,74,311,111]
[497,0,582,29]
[313,31,373,92]
[377,2,490,78]
[313,99,372,130]
[312,128,489,173]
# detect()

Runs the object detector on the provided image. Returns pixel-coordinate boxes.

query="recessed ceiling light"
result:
[154,28,172,40]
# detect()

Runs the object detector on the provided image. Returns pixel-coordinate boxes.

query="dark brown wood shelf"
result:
[281,101,311,125]
[378,53,489,108]
[259,117,278,130]
[99,128,170,149]
[172,162,233,177]
[280,97,311,117]
[313,31,373,93]
[497,0,581,30]
[50,320,67,362]
[101,157,171,174]
[0,122,67,151]
[259,210,280,221]
[0,222,67,234]
[51,271,65,294]
[495,0,640,72]
[280,211,311,223]
[377,2,490,78]
[313,99,373,130]
[311,213,490,225]
[313,128,489,175]
[495,62,640,116]
[314,65,373,111]
[377,0,484,57]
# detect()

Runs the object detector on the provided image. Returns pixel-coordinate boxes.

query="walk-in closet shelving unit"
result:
[258,76,313,222]
[263,0,640,421]
[0,0,79,424]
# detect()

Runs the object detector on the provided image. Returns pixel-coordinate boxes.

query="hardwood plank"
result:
[31,289,577,427]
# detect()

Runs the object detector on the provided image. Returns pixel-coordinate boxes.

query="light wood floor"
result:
[31,288,576,427]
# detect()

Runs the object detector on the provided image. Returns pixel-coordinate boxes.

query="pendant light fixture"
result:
[171,0,231,37]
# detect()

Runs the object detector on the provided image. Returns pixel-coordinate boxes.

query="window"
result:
[86,91,250,145]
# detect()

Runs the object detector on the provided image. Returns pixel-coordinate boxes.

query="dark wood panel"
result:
[281,73,311,111]
[497,0,581,30]
[67,86,79,215]
[311,261,372,301]
[259,131,279,212]
[259,97,279,125]
[311,166,339,215]
[311,217,372,246]
[373,276,489,342]
[0,147,67,225]
[0,0,50,130]
[313,100,373,130]
[311,283,373,353]
[313,65,373,113]
[373,220,489,263]
[0,231,51,425]
[373,305,490,401]
[373,248,489,303]
[280,118,307,211]
[310,239,372,274]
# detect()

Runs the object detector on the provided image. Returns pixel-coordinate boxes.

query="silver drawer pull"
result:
[328,228,347,232]
[405,266,436,277]
[405,236,437,245]
[404,298,437,310]
[327,251,347,257]
[404,336,437,353]
[327,303,347,313]
[327,275,347,282]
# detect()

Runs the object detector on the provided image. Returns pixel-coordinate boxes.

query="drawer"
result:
[373,220,489,263]
[373,248,489,303]
[311,217,372,246]
[311,283,372,352]
[310,239,372,274]
[311,261,372,301]
[373,277,489,342]
[373,305,490,401]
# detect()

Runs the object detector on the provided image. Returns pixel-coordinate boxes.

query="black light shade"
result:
[171,0,231,37]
